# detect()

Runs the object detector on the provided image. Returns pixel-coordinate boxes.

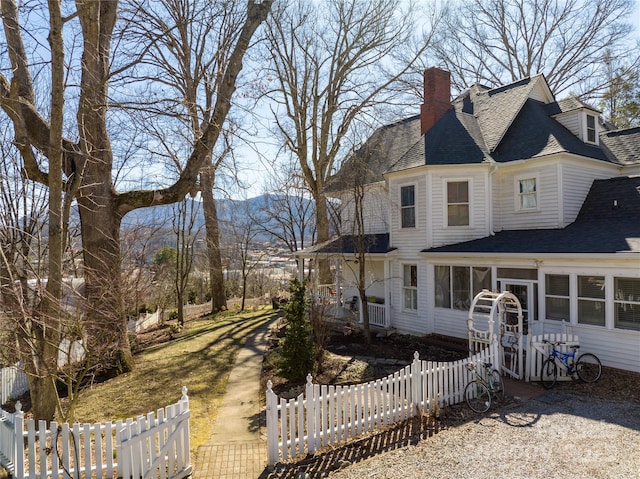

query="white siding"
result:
[388,260,424,335]
[388,174,428,250]
[338,183,389,235]
[555,111,581,138]
[559,160,619,224]
[429,169,490,248]
[529,81,551,102]
[494,162,562,230]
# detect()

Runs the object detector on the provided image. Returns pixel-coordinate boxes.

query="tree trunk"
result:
[314,192,332,284]
[79,195,133,375]
[200,166,226,313]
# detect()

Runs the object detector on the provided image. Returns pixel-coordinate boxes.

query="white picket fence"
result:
[526,333,580,382]
[266,341,500,464]
[0,365,29,406]
[0,388,191,479]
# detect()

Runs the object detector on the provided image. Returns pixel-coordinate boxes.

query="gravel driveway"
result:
[329,391,640,479]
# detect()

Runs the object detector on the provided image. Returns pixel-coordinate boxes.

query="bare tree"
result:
[118,0,259,315]
[262,0,435,283]
[229,201,266,310]
[172,197,203,325]
[259,160,316,268]
[432,0,638,98]
[0,0,273,378]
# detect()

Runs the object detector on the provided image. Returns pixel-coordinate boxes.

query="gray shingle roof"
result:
[334,73,639,190]
[422,176,640,254]
[325,116,421,192]
[473,77,538,152]
[312,233,395,255]
[600,127,640,166]
[491,99,611,163]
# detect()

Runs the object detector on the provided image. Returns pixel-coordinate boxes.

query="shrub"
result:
[128,332,139,353]
[279,279,315,382]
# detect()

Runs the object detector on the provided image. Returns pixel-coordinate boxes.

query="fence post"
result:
[410,352,421,414]
[13,401,24,479]
[491,338,500,373]
[180,386,191,472]
[265,381,280,465]
[305,374,316,454]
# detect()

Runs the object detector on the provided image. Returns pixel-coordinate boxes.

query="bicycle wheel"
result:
[464,380,491,413]
[575,353,602,383]
[489,369,505,401]
[540,358,558,389]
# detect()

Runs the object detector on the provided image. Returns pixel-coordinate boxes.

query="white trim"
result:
[442,177,472,228]
[399,182,417,229]
[402,263,418,312]
[514,173,539,212]
[584,112,598,145]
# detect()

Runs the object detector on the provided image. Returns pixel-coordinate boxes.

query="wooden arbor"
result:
[467,290,525,379]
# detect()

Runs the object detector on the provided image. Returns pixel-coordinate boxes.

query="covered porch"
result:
[295,233,396,332]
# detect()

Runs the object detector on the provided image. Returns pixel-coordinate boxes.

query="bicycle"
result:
[540,340,602,389]
[464,361,505,413]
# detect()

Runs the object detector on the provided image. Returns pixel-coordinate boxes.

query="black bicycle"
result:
[540,340,602,389]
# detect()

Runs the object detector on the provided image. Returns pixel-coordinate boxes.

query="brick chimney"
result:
[421,67,453,135]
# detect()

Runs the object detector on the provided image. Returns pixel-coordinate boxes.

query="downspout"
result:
[487,162,498,235]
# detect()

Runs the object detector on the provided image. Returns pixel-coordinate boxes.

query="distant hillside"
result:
[120,193,315,242]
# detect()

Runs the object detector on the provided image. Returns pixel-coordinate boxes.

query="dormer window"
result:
[586,114,596,143]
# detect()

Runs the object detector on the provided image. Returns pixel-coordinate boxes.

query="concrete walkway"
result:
[192,317,276,479]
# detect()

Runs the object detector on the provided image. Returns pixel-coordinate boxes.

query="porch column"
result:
[384,258,390,328]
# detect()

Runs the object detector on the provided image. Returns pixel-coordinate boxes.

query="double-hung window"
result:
[447,181,469,226]
[586,114,596,143]
[403,264,418,311]
[400,185,415,228]
[517,177,537,210]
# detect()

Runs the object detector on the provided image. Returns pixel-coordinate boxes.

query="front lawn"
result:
[71,306,277,450]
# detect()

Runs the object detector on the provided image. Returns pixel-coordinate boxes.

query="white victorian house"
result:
[298,67,640,374]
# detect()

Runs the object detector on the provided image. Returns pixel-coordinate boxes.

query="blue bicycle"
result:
[540,340,602,389]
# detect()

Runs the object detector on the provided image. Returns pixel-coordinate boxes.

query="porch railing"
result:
[367,303,388,328]
[316,284,340,305]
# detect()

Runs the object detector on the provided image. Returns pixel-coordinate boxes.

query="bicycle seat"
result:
[482,362,492,369]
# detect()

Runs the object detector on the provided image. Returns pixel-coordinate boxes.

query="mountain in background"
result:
[119,193,315,243]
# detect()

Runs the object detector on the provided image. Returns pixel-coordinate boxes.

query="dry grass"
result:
[70,306,278,451]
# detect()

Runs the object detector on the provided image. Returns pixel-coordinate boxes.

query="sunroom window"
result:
[578,276,605,326]
[545,274,569,321]
[614,277,640,331]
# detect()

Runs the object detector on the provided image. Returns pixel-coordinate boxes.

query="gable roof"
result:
[422,176,640,255]
[473,76,540,152]
[336,71,639,188]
